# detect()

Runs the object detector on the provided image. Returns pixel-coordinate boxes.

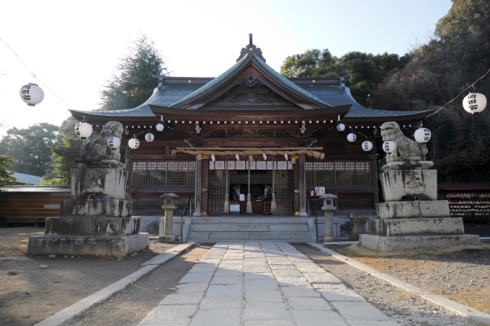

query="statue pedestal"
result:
[28,167,149,257]
[361,168,479,251]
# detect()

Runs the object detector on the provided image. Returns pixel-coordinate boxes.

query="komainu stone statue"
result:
[79,121,124,168]
[380,121,428,163]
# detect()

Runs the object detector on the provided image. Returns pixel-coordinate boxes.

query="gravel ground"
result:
[295,243,488,326]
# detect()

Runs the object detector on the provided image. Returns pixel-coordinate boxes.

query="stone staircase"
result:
[186,217,313,242]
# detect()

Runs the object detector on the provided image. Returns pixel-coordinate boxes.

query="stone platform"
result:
[28,233,149,257]
[359,234,480,251]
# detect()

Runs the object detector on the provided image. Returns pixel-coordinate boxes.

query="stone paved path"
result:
[138,242,397,326]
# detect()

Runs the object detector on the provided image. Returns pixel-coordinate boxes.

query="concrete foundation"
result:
[377,200,450,219]
[45,217,140,236]
[70,168,128,200]
[59,199,132,218]
[28,233,149,257]
[368,217,464,236]
[359,234,480,251]
[380,170,437,201]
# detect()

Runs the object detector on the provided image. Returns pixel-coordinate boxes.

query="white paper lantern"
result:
[414,128,431,143]
[382,141,397,153]
[145,132,155,142]
[75,122,93,139]
[336,123,345,132]
[20,83,44,106]
[107,136,121,150]
[155,122,164,132]
[347,133,357,142]
[128,137,140,149]
[362,140,373,152]
[463,93,487,114]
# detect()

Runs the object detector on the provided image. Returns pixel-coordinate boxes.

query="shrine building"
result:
[69,36,430,218]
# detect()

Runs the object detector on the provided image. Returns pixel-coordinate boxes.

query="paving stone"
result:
[211,275,243,285]
[176,283,209,293]
[245,290,284,303]
[206,284,243,297]
[267,257,292,264]
[214,270,243,277]
[199,295,242,310]
[244,266,271,273]
[269,264,297,270]
[303,272,342,284]
[294,263,325,273]
[244,272,274,280]
[272,269,303,277]
[287,297,332,310]
[291,310,348,326]
[331,301,391,322]
[276,276,311,287]
[244,321,295,326]
[243,302,291,321]
[159,292,204,305]
[138,304,198,325]
[281,286,319,298]
[179,271,214,284]
[317,284,365,302]
[189,264,218,273]
[191,309,241,326]
[348,322,399,326]
[245,279,279,291]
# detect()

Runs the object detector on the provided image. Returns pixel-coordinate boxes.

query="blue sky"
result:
[0,0,452,136]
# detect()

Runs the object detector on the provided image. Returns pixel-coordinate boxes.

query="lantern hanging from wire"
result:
[145,132,155,142]
[74,120,93,139]
[128,135,140,150]
[336,123,345,132]
[382,141,397,153]
[462,93,487,114]
[347,132,357,142]
[362,140,373,152]
[414,126,431,143]
[156,115,165,132]
[20,83,44,106]
[107,136,121,151]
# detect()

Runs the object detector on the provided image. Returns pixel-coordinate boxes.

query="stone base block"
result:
[159,235,176,243]
[71,168,128,200]
[376,201,450,219]
[60,199,132,218]
[27,233,150,257]
[348,213,371,241]
[359,234,480,251]
[368,217,464,236]
[380,170,437,201]
[45,217,140,236]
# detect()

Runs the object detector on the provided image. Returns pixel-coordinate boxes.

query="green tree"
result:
[0,155,15,187]
[40,117,83,185]
[280,49,410,106]
[100,34,168,111]
[0,123,60,177]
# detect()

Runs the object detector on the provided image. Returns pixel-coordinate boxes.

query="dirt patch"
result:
[0,227,180,326]
[295,244,487,326]
[327,242,490,314]
[63,244,210,326]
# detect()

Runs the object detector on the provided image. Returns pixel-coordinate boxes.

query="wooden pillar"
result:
[293,155,299,214]
[299,154,307,217]
[193,155,203,217]
[202,156,209,215]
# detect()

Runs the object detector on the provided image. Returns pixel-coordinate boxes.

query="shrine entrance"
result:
[207,168,294,215]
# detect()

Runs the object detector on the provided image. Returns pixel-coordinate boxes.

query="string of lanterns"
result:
[69,92,487,154]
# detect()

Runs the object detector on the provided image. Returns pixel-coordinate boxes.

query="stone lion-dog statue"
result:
[380,121,428,163]
[80,121,124,167]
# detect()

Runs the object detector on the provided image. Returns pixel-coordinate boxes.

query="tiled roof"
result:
[253,55,332,106]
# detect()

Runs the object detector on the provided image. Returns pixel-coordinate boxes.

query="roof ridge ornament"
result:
[237,33,266,62]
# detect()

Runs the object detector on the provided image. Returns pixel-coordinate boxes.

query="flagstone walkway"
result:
[138,241,397,326]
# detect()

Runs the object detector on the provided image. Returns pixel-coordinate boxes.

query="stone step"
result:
[187,217,312,242]
[187,231,312,242]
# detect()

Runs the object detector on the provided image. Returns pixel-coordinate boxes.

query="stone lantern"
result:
[160,193,179,243]
[320,194,337,241]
